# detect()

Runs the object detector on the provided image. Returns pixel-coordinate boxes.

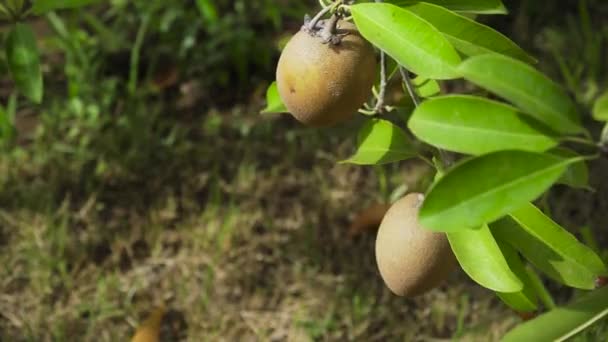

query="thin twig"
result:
[400,67,454,167]
[374,51,387,112]
[399,67,420,107]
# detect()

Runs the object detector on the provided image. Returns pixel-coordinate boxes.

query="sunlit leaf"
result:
[261,82,288,114]
[408,95,558,155]
[6,23,43,104]
[492,203,607,289]
[386,0,507,14]
[412,76,441,98]
[419,151,578,232]
[459,54,583,134]
[502,286,608,342]
[495,240,539,312]
[447,225,523,292]
[405,3,534,63]
[593,91,608,121]
[351,3,461,80]
[341,118,416,165]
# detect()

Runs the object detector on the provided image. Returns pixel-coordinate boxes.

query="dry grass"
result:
[0,107,527,341]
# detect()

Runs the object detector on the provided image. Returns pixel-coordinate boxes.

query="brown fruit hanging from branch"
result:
[375,193,457,297]
[276,18,376,127]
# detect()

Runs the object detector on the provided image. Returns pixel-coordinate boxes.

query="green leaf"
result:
[32,0,101,14]
[502,286,608,342]
[525,265,556,309]
[386,0,507,14]
[447,225,523,292]
[6,23,43,104]
[351,3,461,80]
[412,76,441,98]
[593,91,608,121]
[459,54,583,134]
[419,151,576,232]
[404,3,534,63]
[495,241,539,312]
[196,0,219,25]
[492,203,607,289]
[261,82,287,114]
[0,104,15,143]
[408,95,558,155]
[341,118,416,165]
[550,148,590,189]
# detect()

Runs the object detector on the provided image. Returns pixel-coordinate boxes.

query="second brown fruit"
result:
[375,193,457,297]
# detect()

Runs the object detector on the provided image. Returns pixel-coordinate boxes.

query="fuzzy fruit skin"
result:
[375,193,457,297]
[276,21,376,127]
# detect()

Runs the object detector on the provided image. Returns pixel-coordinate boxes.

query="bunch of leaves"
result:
[88,0,308,104]
[264,0,608,339]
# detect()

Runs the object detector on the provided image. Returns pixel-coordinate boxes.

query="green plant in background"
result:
[264,0,608,340]
[0,0,100,104]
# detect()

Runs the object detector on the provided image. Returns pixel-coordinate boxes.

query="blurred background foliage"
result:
[0,0,607,340]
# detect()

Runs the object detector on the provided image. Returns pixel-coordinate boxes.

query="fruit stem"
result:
[319,14,341,44]
[305,4,332,32]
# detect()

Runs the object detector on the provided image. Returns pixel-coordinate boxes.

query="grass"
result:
[0,0,608,340]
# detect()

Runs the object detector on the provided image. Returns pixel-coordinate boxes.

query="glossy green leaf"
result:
[408,95,558,155]
[261,82,287,114]
[405,3,534,63]
[386,0,507,14]
[492,203,607,289]
[502,286,608,342]
[32,0,101,14]
[593,91,608,121]
[419,151,576,232]
[459,54,583,134]
[412,76,441,98]
[447,225,523,292]
[6,23,43,104]
[351,3,461,80]
[551,148,590,189]
[526,265,556,309]
[495,241,539,312]
[341,119,416,165]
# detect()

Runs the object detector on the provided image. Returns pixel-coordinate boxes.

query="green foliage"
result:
[593,91,608,121]
[552,148,590,189]
[495,241,539,313]
[261,81,287,114]
[351,3,461,80]
[408,95,558,155]
[341,118,415,165]
[419,151,578,232]
[492,204,607,289]
[404,2,535,63]
[386,0,507,14]
[32,0,101,14]
[6,23,43,103]
[502,286,608,341]
[261,0,608,338]
[447,225,523,292]
[459,54,583,134]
